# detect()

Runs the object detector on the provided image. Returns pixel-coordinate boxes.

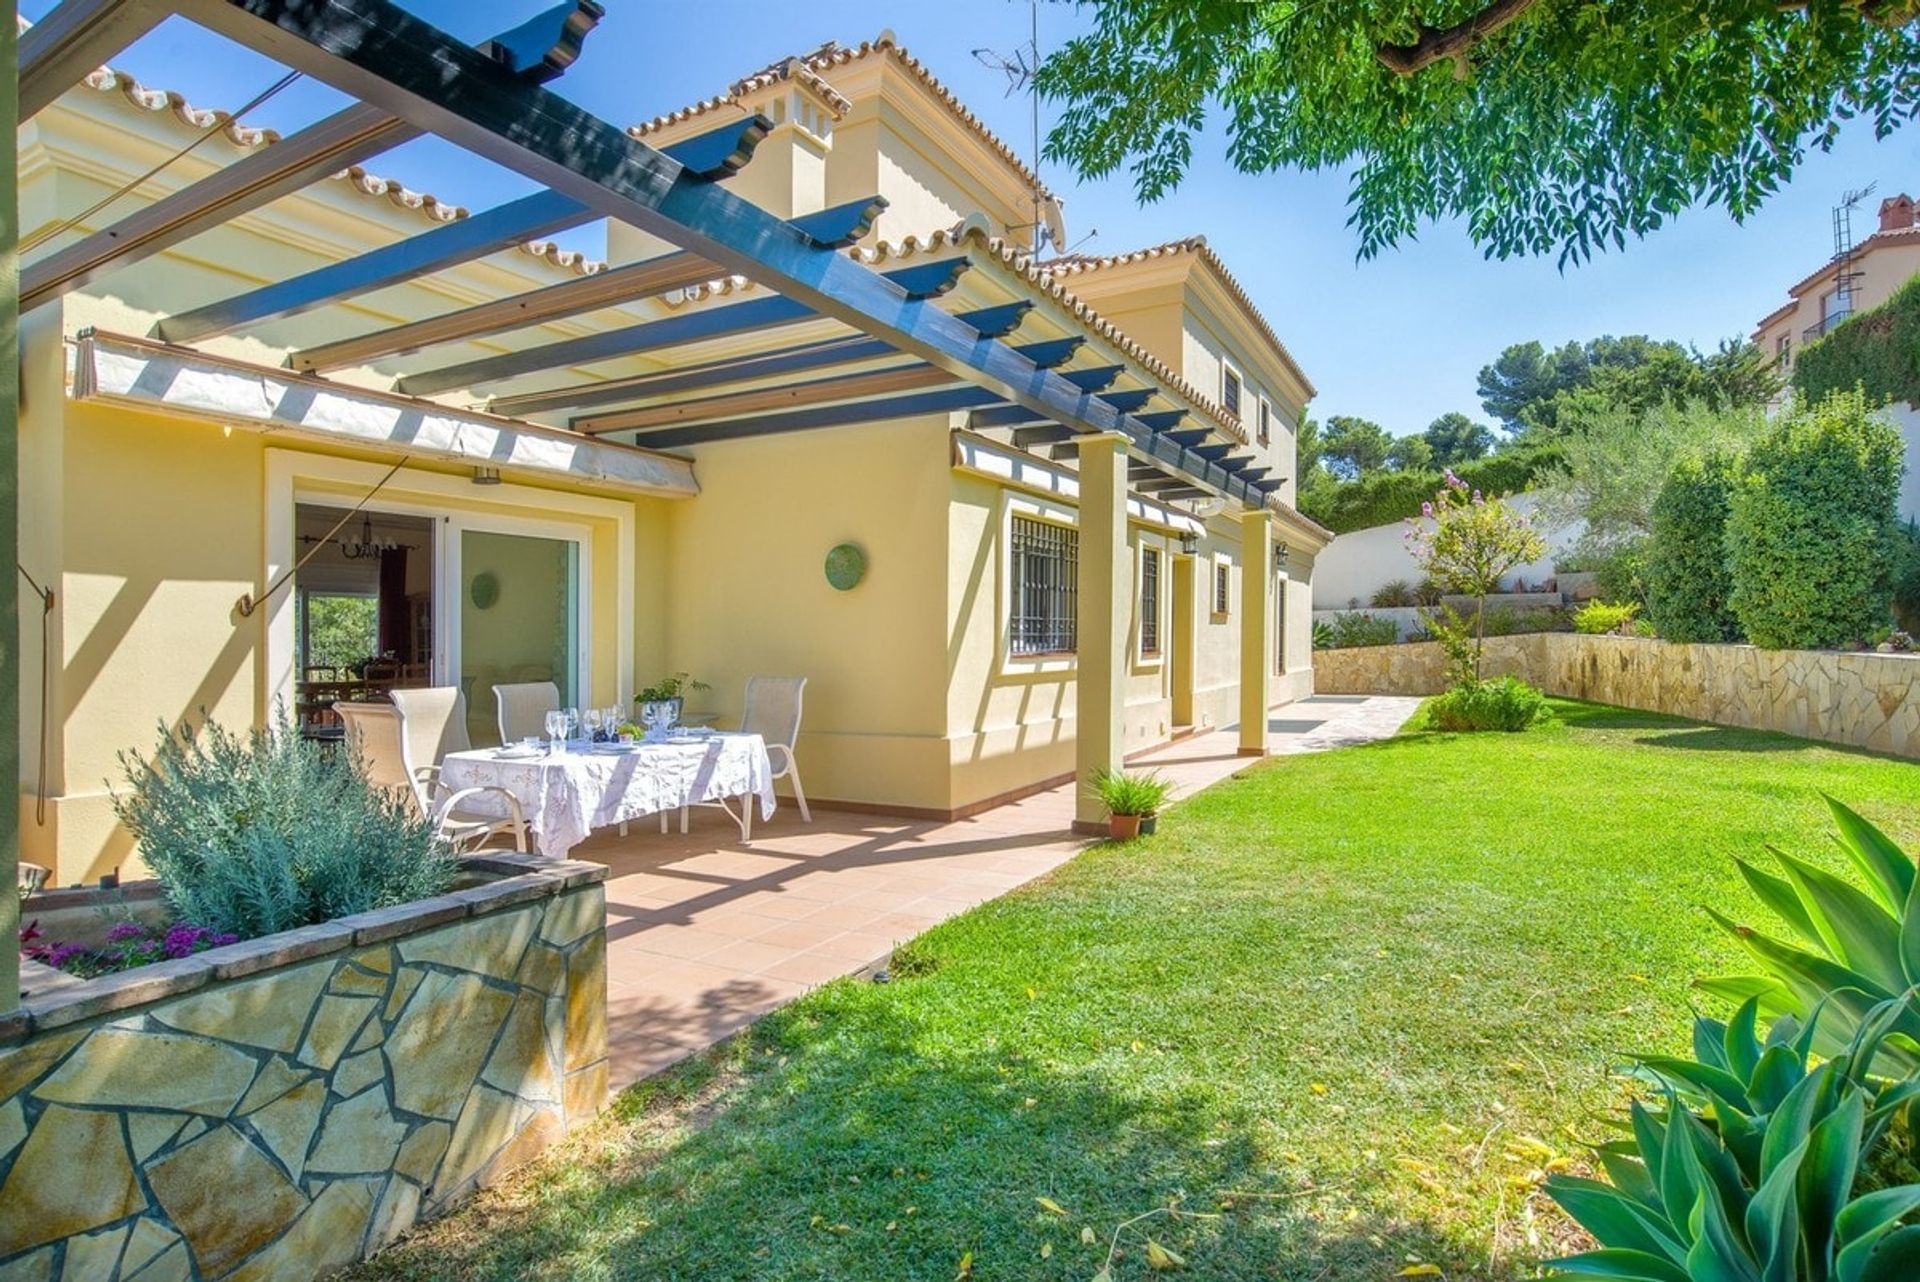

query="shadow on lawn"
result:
[1631,725,1808,753]
[350,994,1511,1282]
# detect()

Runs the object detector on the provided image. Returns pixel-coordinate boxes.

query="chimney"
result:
[1879,194,1915,233]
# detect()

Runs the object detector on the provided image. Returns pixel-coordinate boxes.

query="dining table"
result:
[439,731,777,860]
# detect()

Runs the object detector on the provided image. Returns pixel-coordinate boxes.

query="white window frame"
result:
[1221,361,1243,418]
[998,490,1081,676]
[264,450,633,717]
[1135,541,1166,667]
[1211,551,1233,618]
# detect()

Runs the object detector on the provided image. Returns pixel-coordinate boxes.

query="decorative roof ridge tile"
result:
[628,54,852,140]
[799,37,1054,202]
[850,220,1246,444]
[69,64,610,277]
[1043,235,1316,397]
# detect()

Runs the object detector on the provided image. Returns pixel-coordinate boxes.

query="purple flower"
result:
[105,921,149,943]
[1444,468,1465,490]
[43,942,87,969]
[1421,501,1435,518]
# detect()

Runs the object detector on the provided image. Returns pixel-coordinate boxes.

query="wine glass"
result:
[543,709,565,752]
[583,708,603,743]
[565,707,581,743]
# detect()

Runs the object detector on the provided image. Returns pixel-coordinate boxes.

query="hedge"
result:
[1645,448,1744,643]
[1793,275,1920,408]
[1299,447,1561,534]
[1724,390,1903,649]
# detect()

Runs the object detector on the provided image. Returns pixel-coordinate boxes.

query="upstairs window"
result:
[1258,397,1272,446]
[1139,547,1161,657]
[1222,364,1242,417]
[1009,515,1078,655]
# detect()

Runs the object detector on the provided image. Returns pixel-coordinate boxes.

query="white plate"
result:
[590,742,641,754]
[494,746,543,760]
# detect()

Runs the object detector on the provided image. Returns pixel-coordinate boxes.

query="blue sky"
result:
[32,0,1920,437]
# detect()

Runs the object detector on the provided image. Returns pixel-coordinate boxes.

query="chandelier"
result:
[339,513,405,560]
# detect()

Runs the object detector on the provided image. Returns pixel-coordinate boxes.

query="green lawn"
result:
[354,700,1920,1282]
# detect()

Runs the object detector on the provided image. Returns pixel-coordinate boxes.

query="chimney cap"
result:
[1879,193,1915,232]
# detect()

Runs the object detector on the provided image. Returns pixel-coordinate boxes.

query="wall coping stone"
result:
[4,857,606,1046]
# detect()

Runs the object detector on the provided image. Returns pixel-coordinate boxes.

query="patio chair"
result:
[743,675,811,823]
[336,694,526,854]
[494,680,559,745]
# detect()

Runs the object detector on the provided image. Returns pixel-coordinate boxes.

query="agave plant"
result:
[1699,796,1920,1076]
[1547,997,1920,1281]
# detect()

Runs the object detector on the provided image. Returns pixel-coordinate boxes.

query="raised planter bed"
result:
[0,852,609,1280]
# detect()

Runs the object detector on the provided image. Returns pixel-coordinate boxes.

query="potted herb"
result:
[1089,768,1173,841]
[634,672,711,729]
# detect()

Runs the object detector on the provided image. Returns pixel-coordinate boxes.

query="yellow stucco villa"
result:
[17,30,1327,888]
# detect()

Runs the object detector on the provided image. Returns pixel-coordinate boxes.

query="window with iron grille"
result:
[1139,548,1161,656]
[1214,561,1231,615]
[1222,365,1242,416]
[1258,398,1272,445]
[1009,515,1078,655]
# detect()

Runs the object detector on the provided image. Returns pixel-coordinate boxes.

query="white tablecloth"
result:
[441,733,776,859]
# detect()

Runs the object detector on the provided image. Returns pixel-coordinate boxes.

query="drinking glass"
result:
[543,709,565,752]
[565,707,580,743]
[583,708,603,742]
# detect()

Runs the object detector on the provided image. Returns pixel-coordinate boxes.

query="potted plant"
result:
[634,672,711,729]
[1089,768,1173,840]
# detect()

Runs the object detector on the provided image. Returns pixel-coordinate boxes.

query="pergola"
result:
[0,0,1296,1006]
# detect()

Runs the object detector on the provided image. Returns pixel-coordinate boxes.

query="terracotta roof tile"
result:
[1045,236,1315,397]
[70,64,606,277]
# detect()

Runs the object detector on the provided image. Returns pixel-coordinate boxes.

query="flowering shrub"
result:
[1406,471,1547,681]
[21,917,238,979]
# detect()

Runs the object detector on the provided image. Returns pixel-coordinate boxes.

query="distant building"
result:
[1753,194,1920,373]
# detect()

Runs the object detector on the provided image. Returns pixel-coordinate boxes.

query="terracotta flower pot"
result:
[1109,813,1143,841]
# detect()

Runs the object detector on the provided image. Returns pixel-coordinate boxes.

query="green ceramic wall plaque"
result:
[824,543,866,591]
[469,571,500,610]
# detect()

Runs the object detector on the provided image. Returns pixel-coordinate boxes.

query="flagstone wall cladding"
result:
[1313,633,1920,757]
[0,854,610,1282]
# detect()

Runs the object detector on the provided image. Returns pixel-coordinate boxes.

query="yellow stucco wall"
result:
[658,418,954,811]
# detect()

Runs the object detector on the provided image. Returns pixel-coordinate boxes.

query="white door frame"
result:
[263,450,635,718]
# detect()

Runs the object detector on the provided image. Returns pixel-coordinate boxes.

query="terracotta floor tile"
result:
[760,949,867,988]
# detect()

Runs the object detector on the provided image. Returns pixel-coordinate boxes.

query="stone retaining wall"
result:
[0,853,610,1281]
[1313,633,1920,757]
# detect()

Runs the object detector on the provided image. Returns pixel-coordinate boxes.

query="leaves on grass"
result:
[1081,1226,1098,1245]
[1037,1196,1070,1217]
[1398,1266,1443,1277]
[954,1249,973,1280]
[1145,1238,1186,1270]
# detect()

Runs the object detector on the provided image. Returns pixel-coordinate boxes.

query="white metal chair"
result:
[336,693,526,854]
[493,680,559,746]
[743,675,811,823]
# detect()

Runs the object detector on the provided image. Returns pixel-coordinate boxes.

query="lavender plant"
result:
[113,709,453,940]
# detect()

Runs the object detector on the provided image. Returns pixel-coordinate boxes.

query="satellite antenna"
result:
[972,2,1058,254]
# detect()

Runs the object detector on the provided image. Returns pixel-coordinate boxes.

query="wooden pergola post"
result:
[2,13,22,1013]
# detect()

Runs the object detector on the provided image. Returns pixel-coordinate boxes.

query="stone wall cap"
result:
[206,919,357,982]
[22,953,215,1034]
[448,874,565,918]
[337,896,470,946]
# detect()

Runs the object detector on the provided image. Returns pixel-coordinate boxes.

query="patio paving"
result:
[575,695,1424,1088]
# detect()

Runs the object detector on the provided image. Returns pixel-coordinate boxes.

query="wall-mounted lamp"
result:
[1272,541,1290,564]
[472,466,502,486]
[1179,534,1200,556]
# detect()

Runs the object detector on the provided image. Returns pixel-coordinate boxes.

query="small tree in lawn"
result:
[1406,472,1546,682]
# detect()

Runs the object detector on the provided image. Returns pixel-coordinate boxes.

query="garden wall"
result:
[0,854,610,1281]
[1314,633,1920,757]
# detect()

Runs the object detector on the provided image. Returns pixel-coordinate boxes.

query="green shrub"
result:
[1546,994,1920,1282]
[1310,618,1334,650]
[1298,447,1563,534]
[1645,447,1745,643]
[1369,579,1415,608]
[1423,677,1549,732]
[1591,538,1650,606]
[1087,768,1172,817]
[1725,390,1903,650]
[1699,795,1920,1076]
[1894,520,1920,637]
[1794,274,1920,408]
[1317,611,1401,649]
[1572,599,1640,635]
[114,711,453,941]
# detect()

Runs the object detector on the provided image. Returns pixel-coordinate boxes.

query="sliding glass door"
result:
[454,527,583,748]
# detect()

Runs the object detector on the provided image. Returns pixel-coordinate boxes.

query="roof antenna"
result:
[1826,183,1876,335]
[972,1,1051,254]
